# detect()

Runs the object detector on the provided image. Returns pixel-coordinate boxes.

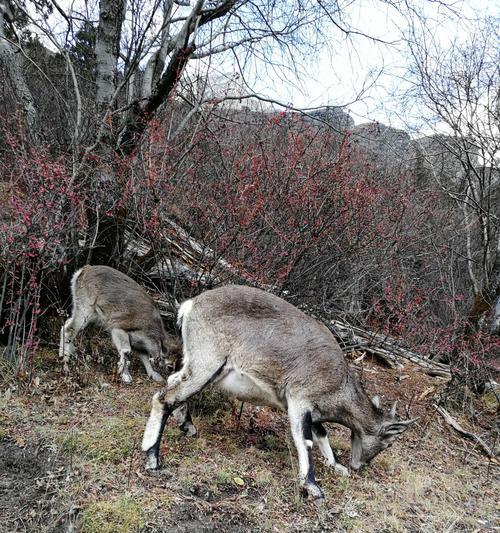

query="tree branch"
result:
[434,404,495,457]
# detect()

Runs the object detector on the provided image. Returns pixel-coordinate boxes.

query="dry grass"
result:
[79,495,147,533]
[0,352,498,533]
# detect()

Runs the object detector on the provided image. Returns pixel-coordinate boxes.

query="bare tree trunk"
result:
[141,0,175,101]
[95,0,127,110]
[487,251,500,334]
[0,2,39,141]
[86,0,127,266]
[466,245,500,333]
[491,295,500,334]
[118,0,235,154]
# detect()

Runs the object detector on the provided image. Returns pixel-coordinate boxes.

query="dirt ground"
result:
[0,348,498,533]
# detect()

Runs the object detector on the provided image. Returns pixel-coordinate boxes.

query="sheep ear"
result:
[371,395,381,409]
[381,418,419,436]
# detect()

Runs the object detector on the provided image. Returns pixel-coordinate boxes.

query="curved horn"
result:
[390,401,398,418]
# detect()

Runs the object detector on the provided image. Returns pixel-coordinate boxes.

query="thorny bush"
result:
[0,111,497,391]
[0,124,83,375]
[139,111,497,389]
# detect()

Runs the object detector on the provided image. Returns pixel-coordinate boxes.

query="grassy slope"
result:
[0,349,498,533]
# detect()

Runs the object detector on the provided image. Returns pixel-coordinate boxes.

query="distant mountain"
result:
[350,122,415,172]
[306,106,354,131]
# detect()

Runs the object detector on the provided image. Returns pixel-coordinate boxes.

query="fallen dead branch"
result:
[434,404,495,458]
[128,221,451,379]
[330,320,451,378]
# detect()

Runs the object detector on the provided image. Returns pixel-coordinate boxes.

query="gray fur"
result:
[59,265,177,383]
[142,285,417,503]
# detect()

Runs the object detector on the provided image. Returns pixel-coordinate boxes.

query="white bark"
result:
[141,0,175,100]
[489,236,500,333]
[0,2,39,139]
[491,295,500,335]
[95,0,127,109]
[460,187,481,296]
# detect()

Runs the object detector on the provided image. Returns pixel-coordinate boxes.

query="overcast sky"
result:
[281,0,497,129]
[197,0,498,131]
[31,0,499,133]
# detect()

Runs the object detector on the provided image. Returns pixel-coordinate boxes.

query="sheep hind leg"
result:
[59,308,91,373]
[142,358,225,471]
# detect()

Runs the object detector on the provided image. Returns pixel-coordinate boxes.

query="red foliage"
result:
[0,123,83,374]
[140,111,493,379]
[0,110,495,386]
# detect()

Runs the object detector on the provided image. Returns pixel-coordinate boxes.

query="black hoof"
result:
[301,483,324,504]
[314,495,325,509]
[181,422,197,437]
[144,449,160,471]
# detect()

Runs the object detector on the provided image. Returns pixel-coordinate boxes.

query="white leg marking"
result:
[142,393,165,451]
[313,426,350,477]
[118,352,132,383]
[288,407,307,479]
[121,370,133,384]
[59,323,74,371]
[313,432,335,465]
[112,329,133,383]
[59,324,69,359]
[138,354,164,383]
[296,443,310,481]
[334,463,350,476]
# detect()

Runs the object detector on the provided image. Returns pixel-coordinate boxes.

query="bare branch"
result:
[434,404,495,457]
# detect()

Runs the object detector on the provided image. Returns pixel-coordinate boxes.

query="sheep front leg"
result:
[111,329,133,383]
[59,310,91,372]
[288,403,324,505]
[312,422,349,476]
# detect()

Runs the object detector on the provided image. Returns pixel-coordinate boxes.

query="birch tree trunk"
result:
[85,0,127,265]
[95,0,127,111]
[141,0,175,101]
[0,1,39,141]
[118,0,235,154]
